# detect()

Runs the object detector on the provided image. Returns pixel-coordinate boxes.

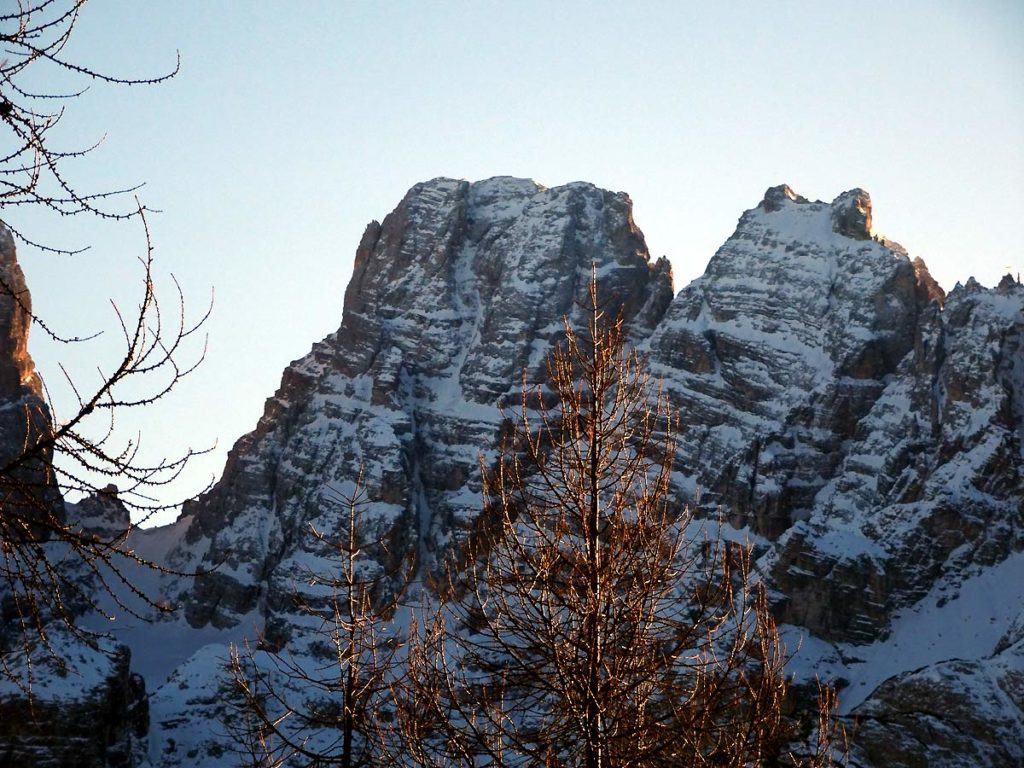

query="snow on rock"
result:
[3,181,1021,768]
[0,631,149,767]
[646,186,934,540]
[156,181,1019,766]
[172,177,673,634]
[769,274,1023,645]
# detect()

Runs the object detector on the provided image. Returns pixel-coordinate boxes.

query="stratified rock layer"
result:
[175,178,673,630]
[646,188,933,544]
[156,181,1021,767]
[770,277,1024,643]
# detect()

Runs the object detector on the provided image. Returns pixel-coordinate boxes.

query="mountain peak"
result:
[759,184,809,212]
[7,182,1021,768]
[757,185,875,242]
[830,187,872,240]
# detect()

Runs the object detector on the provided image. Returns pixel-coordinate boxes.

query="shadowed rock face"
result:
[852,648,1024,768]
[0,232,146,768]
[71,485,132,536]
[0,638,148,768]
[645,187,935,542]
[769,278,1023,642]
[830,188,872,240]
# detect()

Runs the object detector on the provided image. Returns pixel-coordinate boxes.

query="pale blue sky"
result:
[13,1,1023,524]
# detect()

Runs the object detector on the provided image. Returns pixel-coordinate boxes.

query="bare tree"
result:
[1,0,179,250]
[0,0,209,683]
[402,278,844,767]
[226,475,408,768]
[0,212,210,677]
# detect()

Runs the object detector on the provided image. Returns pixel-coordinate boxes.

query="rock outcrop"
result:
[0,225,41,400]
[830,188,873,240]
[0,225,55,493]
[0,223,64,636]
[73,485,132,537]
[0,229,148,768]
[646,188,935,545]
[0,634,148,768]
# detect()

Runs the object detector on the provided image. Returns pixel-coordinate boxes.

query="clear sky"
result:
[11,1,1023,525]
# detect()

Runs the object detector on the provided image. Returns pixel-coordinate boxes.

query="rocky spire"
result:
[0,224,41,399]
[758,184,809,212]
[0,224,62,530]
[913,255,946,306]
[830,188,873,239]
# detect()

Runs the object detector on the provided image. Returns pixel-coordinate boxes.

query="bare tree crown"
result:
[0,1,209,688]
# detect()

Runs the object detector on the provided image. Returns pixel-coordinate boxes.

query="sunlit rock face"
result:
[0,224,62,541]
[0,228,143,767]
[830,188,873,240]
[0,226,41,398]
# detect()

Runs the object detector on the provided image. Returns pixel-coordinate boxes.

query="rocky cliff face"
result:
[173,177,672,632]
[646,185,935,541]
[0,634,149,768]
[0,224,64,634]
[770,275,1024,642]
[3,182,1021,767]
[0,224,54,470]
[0,226,150,768]
[0,226,42,400]
[150,180,1021,767]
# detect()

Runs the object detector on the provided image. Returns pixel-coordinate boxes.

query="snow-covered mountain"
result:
[1,179,1021,766]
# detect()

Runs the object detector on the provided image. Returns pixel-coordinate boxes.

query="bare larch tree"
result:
[0,0,209,681]
[227,474,408,768]
[401,277,844,767]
